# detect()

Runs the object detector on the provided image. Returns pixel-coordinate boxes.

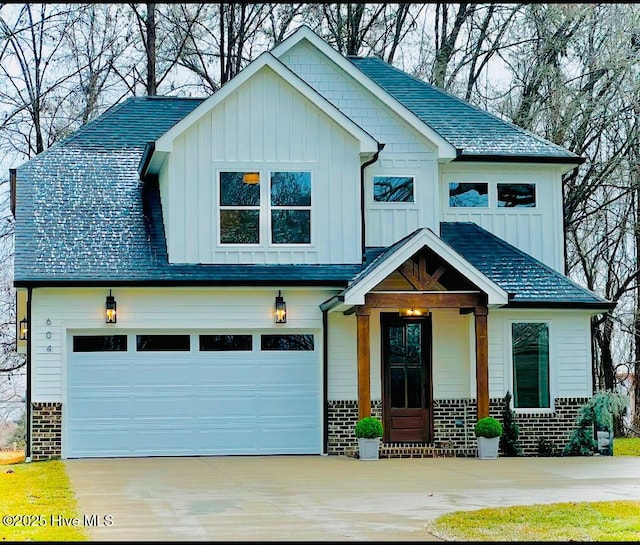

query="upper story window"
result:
[511,322,550,409]
[448,181,537,208]
[373,176,414,202]
[219,170,311,245]
[220,171,260,244]
[271,171,311,244]
[449,182,488,207]
[498,183,536,207]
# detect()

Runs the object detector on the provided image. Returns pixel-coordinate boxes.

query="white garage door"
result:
[66,332,320,458]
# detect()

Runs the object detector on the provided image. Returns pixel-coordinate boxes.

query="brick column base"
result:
[31,402,62,461]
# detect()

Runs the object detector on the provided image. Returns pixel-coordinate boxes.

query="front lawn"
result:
[427,500,640,541]
[0,459,88,541]
[614,437,640,456]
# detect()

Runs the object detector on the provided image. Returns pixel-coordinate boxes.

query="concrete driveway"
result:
[64,455,640,541]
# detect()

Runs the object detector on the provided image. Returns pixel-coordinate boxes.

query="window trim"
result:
[446,181,538,210]
[217,168,313,247]
[371,174,417,206]
[497,182,537,209]
[268,170,312,246]
[508,319,554,414]
[448,181,490,209]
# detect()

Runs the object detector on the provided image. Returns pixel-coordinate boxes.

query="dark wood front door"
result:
[382,313,432,443]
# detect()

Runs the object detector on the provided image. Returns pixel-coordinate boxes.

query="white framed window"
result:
[373,175,415,203]
[497,183,536,208]
[448,182,489,207]
[510,321,551,410]
[218,170,312,246]
[270,171,311,244]
[219,171,261,244]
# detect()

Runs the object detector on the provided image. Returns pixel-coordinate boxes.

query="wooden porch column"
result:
[356,307,371,420]
[474,306,489,419]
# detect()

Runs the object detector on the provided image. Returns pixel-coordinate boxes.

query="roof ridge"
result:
[351,57,580,159]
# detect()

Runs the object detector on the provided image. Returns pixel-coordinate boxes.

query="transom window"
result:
[498,183,536,207]
[449,182,489,207]
[219,170,311,245]
[512,322,550,409]
[449,182,537,208]
[373,176,414,202]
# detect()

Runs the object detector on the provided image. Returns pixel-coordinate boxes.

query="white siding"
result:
[489,308,594,402]
[432,309,472,399]
[30,286,336,402]
[441,163,566,272]
[161,66,362,265]
[327,312,356,400]
[281,41,441,246]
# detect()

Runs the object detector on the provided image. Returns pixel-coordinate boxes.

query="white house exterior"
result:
[13,26,611,461]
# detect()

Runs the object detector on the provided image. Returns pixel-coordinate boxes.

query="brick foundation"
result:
[327,400,382,455]
[328,397,589,457]
[31,402,62,461]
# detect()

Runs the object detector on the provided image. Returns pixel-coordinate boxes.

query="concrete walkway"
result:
[64,455,640,541]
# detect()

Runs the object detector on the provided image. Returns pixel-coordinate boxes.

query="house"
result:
[12,25,612,461]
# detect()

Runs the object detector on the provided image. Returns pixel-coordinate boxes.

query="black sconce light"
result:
[275,290,287,323]
[105,290,117,323]
[19,316,28,341]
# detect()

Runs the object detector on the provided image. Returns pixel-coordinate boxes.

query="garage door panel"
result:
[259,395,319,416]
[195,396,259,416]
[67,331,320,457]
[70,364,130,386]
[132,396,196,418]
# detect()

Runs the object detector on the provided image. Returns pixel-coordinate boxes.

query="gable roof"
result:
[341,227,509,306]
[150,51,379,169]
[271,25,457,160]
[13,97,362,286]
[349,57,583,165]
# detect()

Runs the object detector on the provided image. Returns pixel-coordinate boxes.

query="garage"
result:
[66,331,321,458]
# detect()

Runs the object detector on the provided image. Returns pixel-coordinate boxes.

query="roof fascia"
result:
[153,51,378,160]
[342,228,509,306]
[271,25,457,160]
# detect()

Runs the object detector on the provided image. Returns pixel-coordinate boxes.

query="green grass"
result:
[427,500,640,541]
[614,437,640,456]
[0,459,88,541]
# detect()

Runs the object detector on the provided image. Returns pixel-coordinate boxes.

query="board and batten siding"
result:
[440,163,566,272]
[160,65,362,265]
[280,40,442,247]
[29,286,335,402]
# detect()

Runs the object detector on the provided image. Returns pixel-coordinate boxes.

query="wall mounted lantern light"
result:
[275,290,287,323]
[105,290,117,323]
[18,316,28,341]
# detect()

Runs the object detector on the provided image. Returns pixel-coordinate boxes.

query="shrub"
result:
[355,416,383,439]
[474,416,503,438]
[537,437,556,457]
[500,392,522,456]
[563,390,628,456]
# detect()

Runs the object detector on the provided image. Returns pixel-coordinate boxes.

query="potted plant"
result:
[355,416,383,460]
[474,416,503,459]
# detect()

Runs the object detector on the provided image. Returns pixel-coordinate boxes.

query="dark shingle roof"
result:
[440,222,610,307]
[14,97,360,285]
[349,57,582,162]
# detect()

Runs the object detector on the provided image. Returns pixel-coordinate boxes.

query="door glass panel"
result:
[406,323,421,363]
[406,367,422,408]
[390,367,405,408]
[388,326,405,362]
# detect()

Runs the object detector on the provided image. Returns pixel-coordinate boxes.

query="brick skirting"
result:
[31,402,62,461]
[327,400,382,456]
[329,397,590,457]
